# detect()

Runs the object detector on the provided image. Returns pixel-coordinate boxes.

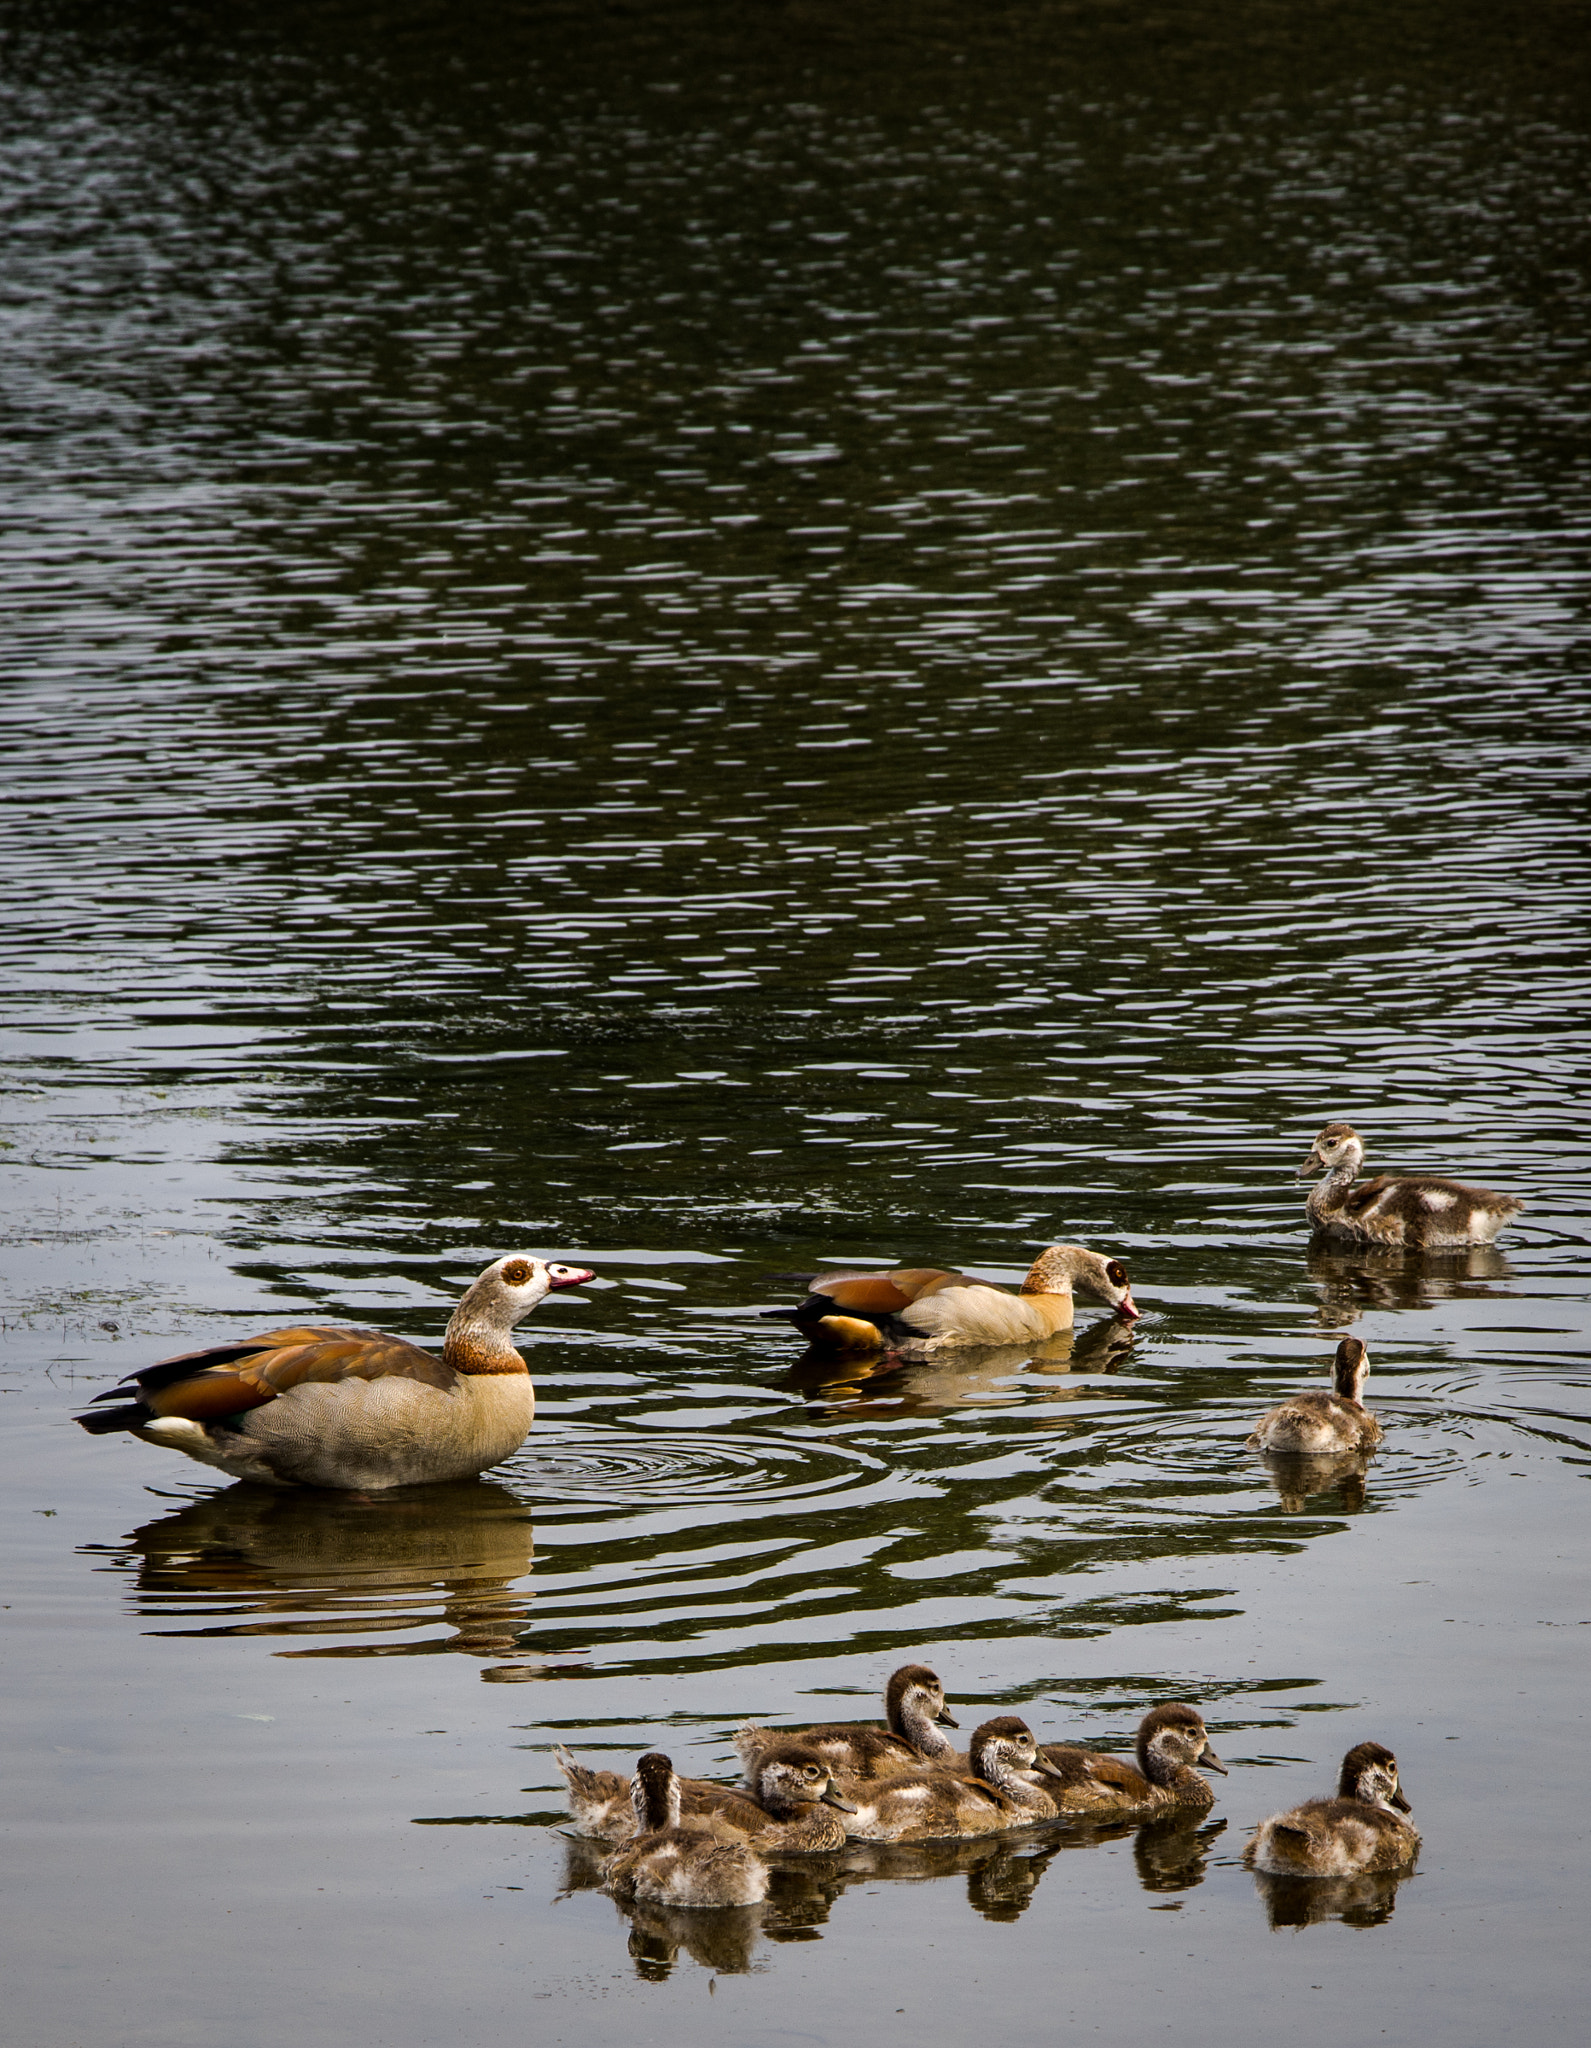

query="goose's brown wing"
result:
[809,1268,970,1315]
[103,1327,453,1421]
[1039,1745,1153,1800]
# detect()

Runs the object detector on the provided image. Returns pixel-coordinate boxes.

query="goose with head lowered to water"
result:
[767,1244,1140,1353]
[74,1254,594,1490]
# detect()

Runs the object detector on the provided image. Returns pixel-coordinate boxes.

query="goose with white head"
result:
[75,1253,594,1489]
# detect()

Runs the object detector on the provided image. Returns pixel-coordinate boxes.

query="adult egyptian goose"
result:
[602,1753,770,1909]
[1244,1742,1419,1876]
[843,1717,1066,1842]
[1299,1123,1523,1247]
[557,1742,856,1853]
[1037,1705,1228,1819]
[74,1254,594,1490]
[768,1245,1139,1352]
[733,1663,959,1790]
[1248,1336,1383,1455]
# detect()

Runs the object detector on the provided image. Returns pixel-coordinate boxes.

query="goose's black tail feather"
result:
[75,1402,153,1435]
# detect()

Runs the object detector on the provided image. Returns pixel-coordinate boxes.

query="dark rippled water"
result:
[2,4,1589,2044]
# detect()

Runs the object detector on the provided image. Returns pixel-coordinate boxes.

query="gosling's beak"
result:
[1033,1753,1068,1781]
[1298,1150,1324,1178]
[937,1707,959,1728]
[820,1784,857,1812]
[1115,1292,1141,1322]
[1390,1784,1411,1813]
[1201,1745,1229,1776]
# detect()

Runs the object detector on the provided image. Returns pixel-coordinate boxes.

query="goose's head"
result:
[967,1715,1064,1784]
[752,1744,857,1816]
[629,1751,682,1834]
[1338,1741,1410,1814]
[1136,1704,1227,1787]
[1331,1335,1371,1402]
[885,1663,958,1736]
[1300,1123,1364,1178]
[1022,1245,1140,1321]
[459,1253,596,1327]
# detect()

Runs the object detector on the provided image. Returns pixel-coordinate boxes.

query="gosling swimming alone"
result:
[1244,1741,1419,1876]
[1248,1336,1383,1455]
[1299,1122,1522,1248]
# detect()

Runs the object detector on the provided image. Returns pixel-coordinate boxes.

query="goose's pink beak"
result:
[1115,1293,1141,1321]
[546,1264,595,1289]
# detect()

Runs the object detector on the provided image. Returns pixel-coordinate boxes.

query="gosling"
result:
[1299,1122,1522,1247]
[1244,1741,1419,1876]
[1248,1337,1383,1454]
[602,1752,770,1908]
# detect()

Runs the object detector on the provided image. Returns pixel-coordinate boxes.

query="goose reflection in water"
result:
[785,1314,1137,1417]
[1253,1449,1372,1515]
[82,1479,536,1658]
[1249,1865,1412,1930]
[564,1799,1224,1974]
[1307,1240,1516,1329]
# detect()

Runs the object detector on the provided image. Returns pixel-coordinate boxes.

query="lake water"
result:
[2,3,1588,2043]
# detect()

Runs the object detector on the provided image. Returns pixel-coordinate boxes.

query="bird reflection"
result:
[560,1797,1227,1971]
[1307,1240,1515,1328]
[785,1315,1136,1418]
[82,1479,535,1657]
[1133,1813,1226,1891]
[1253,1449,1372,1514]
[1250,1865,1411,1929]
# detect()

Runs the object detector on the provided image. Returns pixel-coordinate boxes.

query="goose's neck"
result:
[1137,1737,1192,1791]
[893,1696,955,1758]
[1306,1153,1361,1225]
[442,1280,533,1376]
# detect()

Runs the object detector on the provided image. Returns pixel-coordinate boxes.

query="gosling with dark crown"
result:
[733,1663,959,1790]
[602,1753,770,1909]
[1299,1122,1522,1248]
[1244,1741,1419,1876]
[1248,1336,1383,1455]
[1038,1704,1228,1819]
[843,1716,1066,1842]
[558,1740,856,1853]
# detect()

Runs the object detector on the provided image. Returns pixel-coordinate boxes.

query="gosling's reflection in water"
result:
[786,1315,1137,1419]
[84,1478,535,1658]
[1307,1240,1515,1329]
[1250,1865,1411,1930]
[561,1806,1225,1977]
[1254,1449,1372,1514]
